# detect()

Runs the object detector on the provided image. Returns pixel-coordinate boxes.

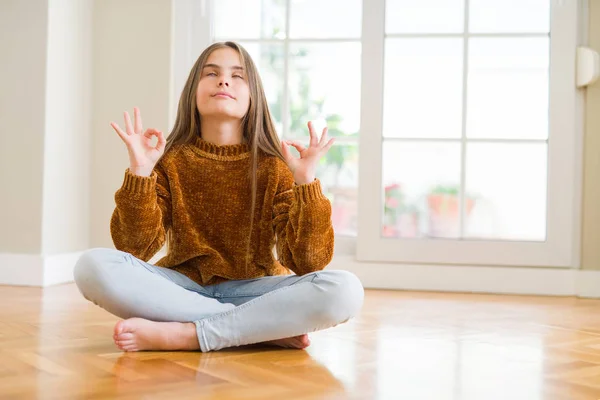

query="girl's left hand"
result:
[281,121,335,185]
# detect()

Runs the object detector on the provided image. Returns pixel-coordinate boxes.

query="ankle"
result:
[176,322,200,350]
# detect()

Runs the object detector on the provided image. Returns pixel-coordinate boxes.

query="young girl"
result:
[73,41,364,352]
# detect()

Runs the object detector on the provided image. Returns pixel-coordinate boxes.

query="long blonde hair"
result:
[159,41,286,269]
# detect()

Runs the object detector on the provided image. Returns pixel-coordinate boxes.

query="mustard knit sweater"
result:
[110,136,335,286]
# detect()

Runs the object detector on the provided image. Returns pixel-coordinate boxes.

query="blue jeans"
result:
[73,248,364,352]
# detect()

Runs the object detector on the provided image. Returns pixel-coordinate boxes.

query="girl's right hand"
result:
[110,107,166,177]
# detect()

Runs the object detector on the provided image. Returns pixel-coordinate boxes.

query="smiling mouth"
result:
[213,93,234,99]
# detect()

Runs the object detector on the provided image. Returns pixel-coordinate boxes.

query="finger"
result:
[143,129,167,150]
[281,141,293,163]
[156,130,166,151]
[322,138,335,153]
[307,121,318,147]
[318,127,329,147]
[286,140,307,153]
[134,107,143,134]
[143,128,160,139]
[124,111,134,135]
[110,122,129,142]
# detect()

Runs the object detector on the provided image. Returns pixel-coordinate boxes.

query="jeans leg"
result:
[73,248,235,346]
[196,270,364,351]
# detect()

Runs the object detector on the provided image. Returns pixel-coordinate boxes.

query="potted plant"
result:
[427,184,476,237]
[383,183,419,237]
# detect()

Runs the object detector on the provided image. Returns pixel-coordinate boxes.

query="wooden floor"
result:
[2,284,600,400]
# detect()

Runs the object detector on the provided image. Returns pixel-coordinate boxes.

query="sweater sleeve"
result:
[273,163,334,275]
[110,164,172,261]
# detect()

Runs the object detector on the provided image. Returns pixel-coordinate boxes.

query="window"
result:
[212,0,362,237]
[183,0,583,267]
[358,0,582,267]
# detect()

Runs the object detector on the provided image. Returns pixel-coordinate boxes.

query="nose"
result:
[218,78,229,87]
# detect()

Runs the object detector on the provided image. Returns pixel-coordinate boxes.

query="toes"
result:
[292,335,310,348]
[118,346,137,352]
[263,336,311,349]
[115,318,140,336]
[115,341,137,352]
[114,320,125,335]
[116,332,134,341]
[116,340,135,347]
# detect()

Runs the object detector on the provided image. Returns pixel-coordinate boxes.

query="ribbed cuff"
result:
[293,179,327,203]
[121,168,157,194]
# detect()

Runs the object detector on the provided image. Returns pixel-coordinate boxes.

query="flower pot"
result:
[427,194,475,238]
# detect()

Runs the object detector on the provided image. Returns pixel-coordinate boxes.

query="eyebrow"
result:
[203,63,244,71]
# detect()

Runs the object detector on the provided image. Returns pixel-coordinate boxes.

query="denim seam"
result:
[193,320,210,352]
[213,273,320,299]
[200,276,319,325]
[201,322,209,352]
[199,274,325,351]
[126,254,213,297]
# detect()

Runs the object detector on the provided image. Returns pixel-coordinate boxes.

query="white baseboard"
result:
[576,270,600,298]
[329,255,600,298]
[2,252,600,297]
[43,252,83,286]
[0,254,45,286]
[0,252,83,287]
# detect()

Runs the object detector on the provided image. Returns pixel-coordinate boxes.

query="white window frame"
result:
[173,0,585,268]
[170,0,213,128]
[357,0,585,268]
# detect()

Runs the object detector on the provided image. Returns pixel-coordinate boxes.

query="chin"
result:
[202,109,245,120]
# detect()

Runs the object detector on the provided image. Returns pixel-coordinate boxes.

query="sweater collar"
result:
[193,136,251,160]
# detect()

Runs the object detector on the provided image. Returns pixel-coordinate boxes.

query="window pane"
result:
[239,43,285,134]
[288,43,361,139]
[465,143,547,241]
[467,38,549,140]
[213,0,286,40]
[290,0,362,38]
[318,144,359,237]
[383,39,463,139]
[470,0,550,33]
[382,142,461,238]
[386,0,464,34]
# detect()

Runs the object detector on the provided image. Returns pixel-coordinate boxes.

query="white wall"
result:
[0,0,48,254]
[0,0,170,285]
[0,0,92,285]
[43,0,92,254]
[90,0,172,248]
[581,0,600,271]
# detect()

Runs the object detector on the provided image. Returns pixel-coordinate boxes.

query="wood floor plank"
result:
[2,283,600,399]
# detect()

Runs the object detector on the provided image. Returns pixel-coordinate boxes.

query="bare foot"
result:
[113,318,199,352]
[263,334,311,349]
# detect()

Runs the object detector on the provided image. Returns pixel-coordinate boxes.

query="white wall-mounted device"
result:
[576,46,600,88]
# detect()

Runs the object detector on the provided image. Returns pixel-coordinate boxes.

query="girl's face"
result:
[196,48,251,120]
